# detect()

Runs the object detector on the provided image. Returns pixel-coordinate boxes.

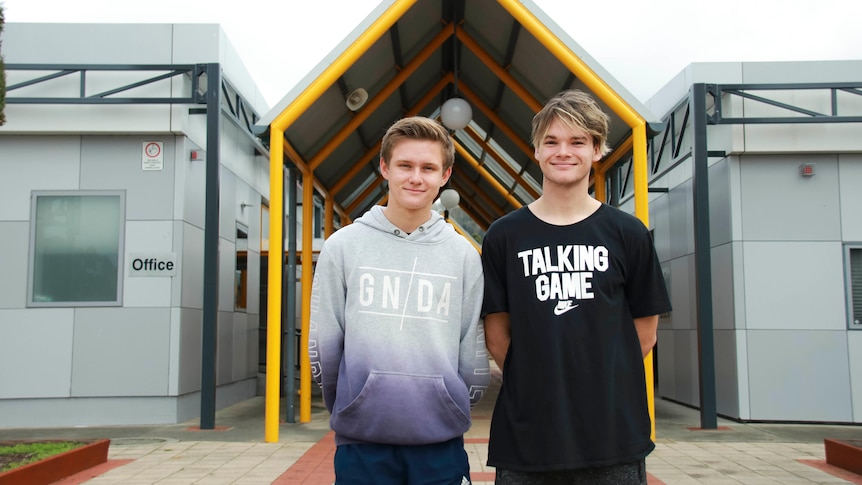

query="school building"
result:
[1,0,860,432]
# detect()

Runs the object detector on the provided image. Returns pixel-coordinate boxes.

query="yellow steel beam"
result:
[458,83,535,161]
[495,0,642,128]
[453,172,505,221]
[300,170,315,422]
[270,0,418,133]
[309,25,453,171]
[455,142,522,209]
[463,126,540,200]
[450,179,494,229]
[448,217,481,253]
[283,138,350,221]
[456,28,542,112]
[264,130,285,443]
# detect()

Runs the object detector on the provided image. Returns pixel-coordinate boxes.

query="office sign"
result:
[129,253,177,276]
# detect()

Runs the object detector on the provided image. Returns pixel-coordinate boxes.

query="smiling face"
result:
[381,139,452,215]
[534,118,602,189]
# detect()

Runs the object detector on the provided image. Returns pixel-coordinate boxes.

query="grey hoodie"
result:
[309,206,489,446]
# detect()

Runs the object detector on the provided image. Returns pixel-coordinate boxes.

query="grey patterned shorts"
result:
[495,459,646,485]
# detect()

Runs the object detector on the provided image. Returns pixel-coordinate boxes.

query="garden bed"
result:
[0,438,110,485]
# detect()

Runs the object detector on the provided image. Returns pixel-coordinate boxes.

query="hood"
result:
[354,206,456,244]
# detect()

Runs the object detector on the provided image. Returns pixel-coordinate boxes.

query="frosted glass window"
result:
[28,191,125,306]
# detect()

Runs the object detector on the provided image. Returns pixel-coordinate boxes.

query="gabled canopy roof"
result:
[256,0,661,229]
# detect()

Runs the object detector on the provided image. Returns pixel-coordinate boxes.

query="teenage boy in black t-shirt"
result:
[481,90,672,484]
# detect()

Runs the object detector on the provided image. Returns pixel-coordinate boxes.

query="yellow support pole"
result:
[300,170,315,422]
[264,130,285,443]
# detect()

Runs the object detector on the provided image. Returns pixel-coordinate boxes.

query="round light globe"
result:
[439,188,460,210]
[440,98,472,130]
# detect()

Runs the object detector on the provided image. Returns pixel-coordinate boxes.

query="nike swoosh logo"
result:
[553,300,579,315]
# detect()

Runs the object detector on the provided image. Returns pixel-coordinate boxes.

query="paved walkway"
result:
[5,370,862,484]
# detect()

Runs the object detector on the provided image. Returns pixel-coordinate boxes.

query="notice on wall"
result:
[142,141,164,171]
[129,253,177,277]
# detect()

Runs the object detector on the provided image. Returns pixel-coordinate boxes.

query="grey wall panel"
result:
[743,241,846,330]
[80,137,176,221]
[171,221,185,307]
[849,332,862,422]
[731,241,748,330]
[711,243,736,330]
[656,328,675,397]
[838,154,862,241]
[735,330,751,419]
[664,329,698,406]
[246,250,261,314]
[668,255,696,330]
[0,309,74,398]
[668,179,694,260]
[5,23,175,65]
[747,330,852,422]
[181,223,205,310]
[708,159,733,247]
[714,329,740,418]
[0,136,82,221]
[219,168,238,241]
[231,312,250,382]
[216,311,234,386]
[246,314,260,380]
[178,308,203,395]
[739,155,841,241]
[0,222,30,309]
[71,308,171,396]
[123,220,174,308]
[168,308,181,396]
[0,396,180,427]
[651,193,671,263]
[219,239,237,313]
[182,151,207,230]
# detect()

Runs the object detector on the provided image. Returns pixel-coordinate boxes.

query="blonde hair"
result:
[531,90,611,156]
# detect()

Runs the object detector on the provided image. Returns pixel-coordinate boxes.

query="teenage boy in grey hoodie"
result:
[309,116,489,485]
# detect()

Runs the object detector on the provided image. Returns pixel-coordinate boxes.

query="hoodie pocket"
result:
[333,371,471,445]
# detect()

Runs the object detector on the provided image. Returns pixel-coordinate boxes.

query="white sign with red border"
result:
[142,141,164,171]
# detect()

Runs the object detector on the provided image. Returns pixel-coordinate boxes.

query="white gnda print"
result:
[357,257,456,330]
[517,244,609,315]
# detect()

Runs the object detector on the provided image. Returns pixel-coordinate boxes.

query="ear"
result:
[379,157,390,180]
[592,146,603,163]
[441,166,453,186]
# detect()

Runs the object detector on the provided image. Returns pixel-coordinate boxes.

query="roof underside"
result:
[258,0,658,229]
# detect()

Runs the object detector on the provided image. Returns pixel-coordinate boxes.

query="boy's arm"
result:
[633,314,659,358]
[459,268,490,408]
[308,248,345,412]
[484,312,511,370]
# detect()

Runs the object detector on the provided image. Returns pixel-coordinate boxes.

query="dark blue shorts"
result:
[334,436,471,485]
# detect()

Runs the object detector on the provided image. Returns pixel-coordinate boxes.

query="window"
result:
[235,223,249,311]
[28,191,125,306]
[847,245,862,329]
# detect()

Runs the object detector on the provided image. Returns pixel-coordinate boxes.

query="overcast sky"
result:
[3,0,861,107]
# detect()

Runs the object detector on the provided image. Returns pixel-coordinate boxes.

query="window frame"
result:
[845,244,862,329]
[27,190,126,308]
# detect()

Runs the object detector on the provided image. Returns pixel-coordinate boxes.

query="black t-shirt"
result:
[481,204,672,471]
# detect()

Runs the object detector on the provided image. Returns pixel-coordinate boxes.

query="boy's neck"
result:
[383,206,431,234]
[529,184,601,226]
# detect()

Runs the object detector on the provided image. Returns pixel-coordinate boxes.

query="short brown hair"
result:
[531,90,611,156]
[381,116,455,171]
